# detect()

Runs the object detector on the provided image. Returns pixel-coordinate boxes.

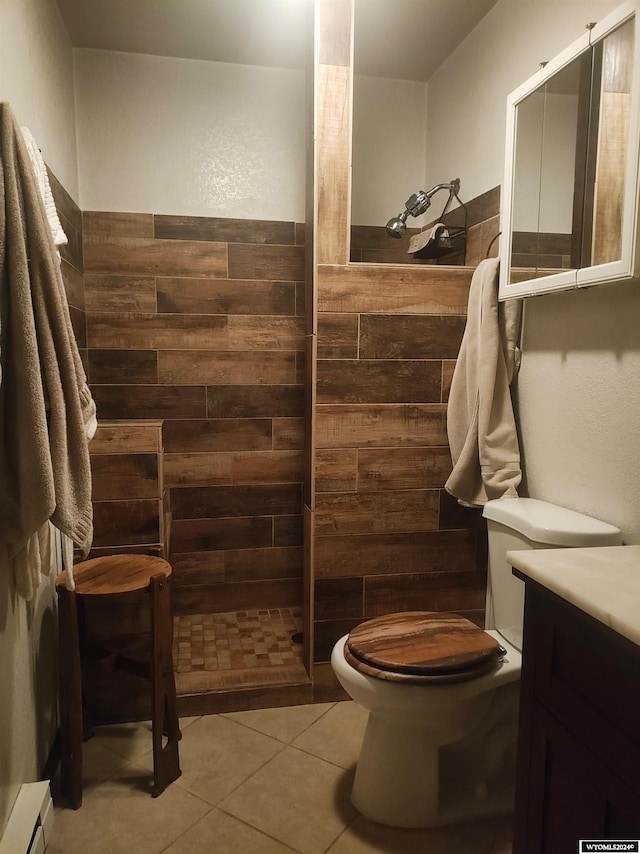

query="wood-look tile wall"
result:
[83,211,306,615]
[48,169,86,366]
[311,0,488,667]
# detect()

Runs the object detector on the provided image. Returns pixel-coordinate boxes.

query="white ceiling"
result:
[54,0,499,82]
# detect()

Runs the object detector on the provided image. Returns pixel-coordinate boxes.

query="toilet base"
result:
[350,681,519,828]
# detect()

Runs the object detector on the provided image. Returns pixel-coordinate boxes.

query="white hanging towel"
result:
[445,258,522,507]
[20,126,68,252]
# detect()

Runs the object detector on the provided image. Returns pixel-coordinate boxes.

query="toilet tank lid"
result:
[482,498,622,546]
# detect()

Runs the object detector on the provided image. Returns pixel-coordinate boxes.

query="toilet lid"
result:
[345,612,500,683]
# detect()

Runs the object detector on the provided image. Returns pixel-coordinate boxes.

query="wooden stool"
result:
[56,555,181,808]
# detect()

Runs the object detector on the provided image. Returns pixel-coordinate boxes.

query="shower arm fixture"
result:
[385,178,461,238]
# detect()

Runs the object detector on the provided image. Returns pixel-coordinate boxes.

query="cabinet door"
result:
[521,703,640,854]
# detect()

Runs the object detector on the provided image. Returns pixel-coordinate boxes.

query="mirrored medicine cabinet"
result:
[499,1,640,299]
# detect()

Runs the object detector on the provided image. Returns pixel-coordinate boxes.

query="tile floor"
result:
[49,701,512,854]
[173,609,308,696]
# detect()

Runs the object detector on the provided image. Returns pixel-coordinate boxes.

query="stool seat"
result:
[57,554,181,808]
[56,554,172,595]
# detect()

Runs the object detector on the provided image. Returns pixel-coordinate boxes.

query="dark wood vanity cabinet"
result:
[512,576,640,854]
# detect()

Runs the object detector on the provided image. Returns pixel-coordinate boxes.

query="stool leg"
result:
[150,573,181,796]
[58,586,84,809]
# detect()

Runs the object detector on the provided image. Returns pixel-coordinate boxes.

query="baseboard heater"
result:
[0,782,54,854]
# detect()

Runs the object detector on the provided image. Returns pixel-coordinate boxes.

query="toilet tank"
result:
[482,498,622,651]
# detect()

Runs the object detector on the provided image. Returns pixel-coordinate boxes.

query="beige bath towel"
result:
[445,258,522,507]
[0,102,94,598]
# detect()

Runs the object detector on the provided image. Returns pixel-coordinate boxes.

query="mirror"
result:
[500,5,639,299]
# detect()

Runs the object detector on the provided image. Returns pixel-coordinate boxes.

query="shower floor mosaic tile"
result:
[172,607,308,695]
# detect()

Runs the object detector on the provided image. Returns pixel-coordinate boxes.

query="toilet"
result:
[331,498,622,829]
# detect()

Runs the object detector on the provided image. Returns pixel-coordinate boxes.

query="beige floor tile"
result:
[163,808,297,853]
[48,763,210,854]
[222,702,335,743]
[87,721,155,761]
[220,746,357,854]
[292,701,368,770]
[327,813,513,854]
[168,714,285,805]
[51,737,132,810]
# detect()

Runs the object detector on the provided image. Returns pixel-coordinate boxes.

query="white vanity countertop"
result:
[506,545,640,646]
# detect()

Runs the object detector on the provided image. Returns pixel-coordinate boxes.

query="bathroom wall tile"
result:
[316,359,441,404]
[92,498,161,547]
[442,359,456,402]
[359,249,427,264]
[162,418,272,453]
[295,222,306,246]
[272,417,304,450]
[91,385,207,420]
[315,404,447,448]
[173,578,303,615]
[164,450,304,488]
[171,483,302,520]
[90,421,162,455]
[223,546,303,581]
[154,215,295,245]
[172,545,302,585]
[350,224,419,253]
[363,569,486,617]
[84,274,157,313]
[170,550,226,584]
[83,210,154,238]
[317,314,358,358]
[90,453,159,501]
[464,223,483,268]
[164,452,233,487]
[232,450,304,485]
[438,490,486,530]
[84,234,227,278]
[60,222,83,272]
[312,662,349,702]
[318,0,352,66]
[316,64,351,266]
[207,385,304,418]
[273,514,303,547]
[313,618,363,662]
[315,449,357,493]
[227,243,305,281]
[359,314,466,360]
[68,304,86,349]
[226,316,305,351]
[157,350,297,385]
[295,281,306,317]
[88,348,158,384]
[481,214,501,259]
[171,516,273,553]
[87,312,227,350]
[314,528,478,579]
[156,277,295,316]
[314,577,363,620]
[314,490,439,536]
[61,259,85,310]
[316,264,472,314]
[357,446,452,491]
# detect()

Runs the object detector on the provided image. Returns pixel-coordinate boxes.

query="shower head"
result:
[385,178,461,238]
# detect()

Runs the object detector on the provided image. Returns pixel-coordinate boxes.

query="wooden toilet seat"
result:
[344,612,502,684]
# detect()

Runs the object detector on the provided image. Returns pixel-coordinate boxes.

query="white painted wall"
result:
[424,0,618,202]
[0,0,74,832]
[425,0,640,545]
[515,281,640,544]
[74,48,307,219]
[0,0,79,199]
[351,75,427,226]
